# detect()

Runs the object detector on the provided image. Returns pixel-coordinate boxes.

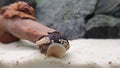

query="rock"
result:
[84,15,120,38]
[95,0,120,18]
[84,0,120,23]
[36,0,97,39]
[84,0,120,38]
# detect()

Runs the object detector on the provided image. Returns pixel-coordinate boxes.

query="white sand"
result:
[0,39,120,68]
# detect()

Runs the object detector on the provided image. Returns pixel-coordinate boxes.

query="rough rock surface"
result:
[95,0,120,18]
[84,15,120,38]
[36,0,120,39]
[36,0,97,39]
[84,0,120,38]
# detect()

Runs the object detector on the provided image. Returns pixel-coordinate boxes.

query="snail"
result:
[36,32,70,58]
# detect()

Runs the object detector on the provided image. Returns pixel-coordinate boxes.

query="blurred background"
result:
[1,0,120,40]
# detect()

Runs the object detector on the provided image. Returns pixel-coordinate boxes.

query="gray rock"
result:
[95,0,120,18]
[36,0,97,39]
[84,0,120,38]
[84,0,120,23]
[85,15,120,38]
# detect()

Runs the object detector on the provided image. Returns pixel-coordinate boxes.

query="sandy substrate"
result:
[0,39,120,68]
